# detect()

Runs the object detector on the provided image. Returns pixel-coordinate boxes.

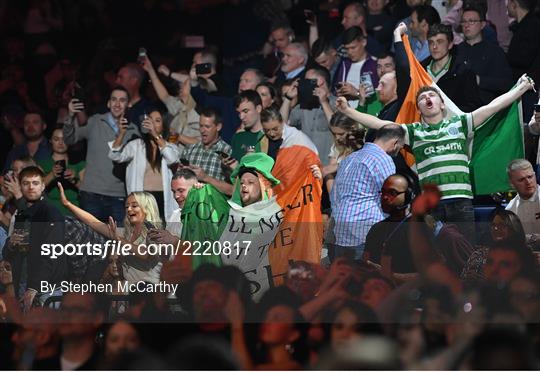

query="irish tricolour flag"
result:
[398,35,524,195]
[181,126,322,299]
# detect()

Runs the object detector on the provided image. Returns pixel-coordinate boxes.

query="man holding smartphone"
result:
[63,86,137,224]
[189,49,231,96]
[333,27,379,109]
[280,68,335,165]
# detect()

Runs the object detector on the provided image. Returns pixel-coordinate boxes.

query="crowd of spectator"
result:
[1,0,540,370]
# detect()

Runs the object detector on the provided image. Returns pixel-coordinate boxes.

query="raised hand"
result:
[395,22,407,36]
[335,96,350,112]
[107,216,121,241]
[140,55,154,73]
[118,116,129,135]
[68,98,85,116]
[157,65,170,76]
[411,184,441,216]
[284,79,299,100]
[4,174,21,199]
[142,117,158,138]
[517,74,536,92]
[57,182,70,206]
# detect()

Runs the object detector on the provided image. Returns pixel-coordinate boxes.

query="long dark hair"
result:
[142,110,168,172]
[256,82,282,109]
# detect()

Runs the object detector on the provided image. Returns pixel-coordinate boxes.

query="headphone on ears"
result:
[395,172,417,210]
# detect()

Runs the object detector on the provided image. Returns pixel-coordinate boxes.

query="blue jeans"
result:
[79,191,125,227]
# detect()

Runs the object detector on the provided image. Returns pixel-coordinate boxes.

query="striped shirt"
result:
[401,114,474,200]
[331,143,396,246]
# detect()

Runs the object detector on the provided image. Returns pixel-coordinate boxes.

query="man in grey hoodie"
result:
[63,86,138,224]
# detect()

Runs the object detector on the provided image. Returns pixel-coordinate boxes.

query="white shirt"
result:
[166,208,183,238]
[506,185,540,235]
[346,60,365,108]
[108,139,180,221]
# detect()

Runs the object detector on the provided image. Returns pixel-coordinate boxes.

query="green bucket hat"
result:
[230,152,280,186]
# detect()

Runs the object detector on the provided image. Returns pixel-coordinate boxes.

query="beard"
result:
[25,133,43,141]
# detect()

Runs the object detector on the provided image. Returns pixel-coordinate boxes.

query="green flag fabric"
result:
[180,184,230,269]
[470,101,524,195]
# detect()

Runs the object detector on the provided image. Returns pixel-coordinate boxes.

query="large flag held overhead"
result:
[396,35,524,195]
[181,140,322,299]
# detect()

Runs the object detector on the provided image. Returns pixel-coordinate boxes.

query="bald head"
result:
[342,3,366,30]
[381,174,410,213]
[376,71,397,105]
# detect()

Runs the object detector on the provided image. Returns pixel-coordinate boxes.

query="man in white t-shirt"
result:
[506,159,540,243]
[334,26,379,109]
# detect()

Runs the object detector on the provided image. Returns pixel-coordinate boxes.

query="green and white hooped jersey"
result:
[401,114,474,200]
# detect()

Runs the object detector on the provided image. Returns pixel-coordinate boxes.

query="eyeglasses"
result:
[380,189,407,198]
[460,19,483,25]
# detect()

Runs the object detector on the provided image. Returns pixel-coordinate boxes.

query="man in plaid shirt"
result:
[181,107,233,195]
[331,124,405,260]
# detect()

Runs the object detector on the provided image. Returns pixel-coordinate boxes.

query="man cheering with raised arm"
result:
[336,74,536,241]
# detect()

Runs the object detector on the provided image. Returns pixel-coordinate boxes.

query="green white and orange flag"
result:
[181,134,322,299]
[396,35,524,195]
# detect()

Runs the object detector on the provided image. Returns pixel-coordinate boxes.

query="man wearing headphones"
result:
[364,173,418,278]
[364,173,473,280]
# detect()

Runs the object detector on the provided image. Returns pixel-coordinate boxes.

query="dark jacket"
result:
[333,55,379,94]
[6,197,67,293]
[422,50,483,112]
[274,66,307,89]
[507,12,540,84]
[456,40,513,104]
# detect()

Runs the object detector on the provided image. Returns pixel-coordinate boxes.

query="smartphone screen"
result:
[73,83,85,102]
[195,63,212,75]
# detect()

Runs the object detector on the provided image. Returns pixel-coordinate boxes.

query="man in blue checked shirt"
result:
[331,124,406,260]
